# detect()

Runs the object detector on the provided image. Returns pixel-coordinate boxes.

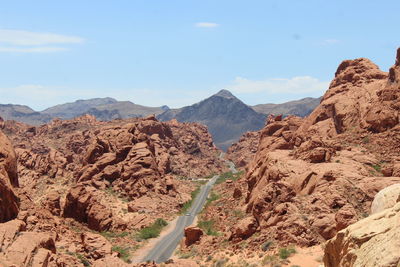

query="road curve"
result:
[142,174,219,263]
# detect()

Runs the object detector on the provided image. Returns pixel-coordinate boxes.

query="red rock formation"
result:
[0,130,19,222]
[228,48,400,247]
[226,131,260,168]
[184,227,204,247]
[0,114,226,266]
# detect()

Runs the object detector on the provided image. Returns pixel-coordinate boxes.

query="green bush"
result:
[138,218,168,240]
[112,246,131,263]
[216,171,243,184]
[278,246,296,259]
[100,231,129,239]
[372,164,382,172]
[198,220,219,236]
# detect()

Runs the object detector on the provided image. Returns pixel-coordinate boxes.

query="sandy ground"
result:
[286,246,324,267]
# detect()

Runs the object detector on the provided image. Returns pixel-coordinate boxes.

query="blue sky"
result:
[0,0,399,110]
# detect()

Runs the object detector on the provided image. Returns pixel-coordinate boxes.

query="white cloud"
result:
[227,76,329,94]
[0,29,84,45]
[0,29,84,53]
[0,46,68,53]
[195,22,219,28]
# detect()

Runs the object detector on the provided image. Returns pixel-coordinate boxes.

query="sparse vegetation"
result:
[362,136,370,144]
[137,218,168,240]
[261,240,273,251]
[232,209,245,219]
[198,219,219,236]
[216,170,244,184]
[278,246,296,259]
[180,186,201,214]
[112,246,132,263]
[66,252,91,266]
[261,255,280,266]
[371,164,382,172]
[100,231,129,239]
[205,191,220,208]
[176,247,198,259]
[104,186,130,202]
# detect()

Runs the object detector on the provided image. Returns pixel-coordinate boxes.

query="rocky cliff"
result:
[241,48,400,245]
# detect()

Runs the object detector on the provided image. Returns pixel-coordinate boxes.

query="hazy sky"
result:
[0,0,399,110]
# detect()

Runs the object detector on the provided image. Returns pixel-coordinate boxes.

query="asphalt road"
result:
[142,174,219,263]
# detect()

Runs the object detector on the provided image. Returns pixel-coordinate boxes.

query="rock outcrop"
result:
[183,227,204,247]
[371,183,400,214]
[0,114,226,266]
[324,202,400,267]
[0,130,19,223]
[226,48,400,247]
[226,131,259,168]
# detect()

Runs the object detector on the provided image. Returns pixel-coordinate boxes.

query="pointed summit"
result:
[214,89,237,99]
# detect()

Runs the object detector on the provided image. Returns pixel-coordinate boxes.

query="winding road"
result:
[142,174,219,263]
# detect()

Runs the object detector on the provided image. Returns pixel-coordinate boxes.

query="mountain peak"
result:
[214,89,236,99]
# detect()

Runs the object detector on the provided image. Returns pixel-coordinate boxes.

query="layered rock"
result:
[227,48,400,247]
[324,192,400,267]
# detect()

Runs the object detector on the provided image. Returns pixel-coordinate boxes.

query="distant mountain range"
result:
[158,90,266,150]
[252,97,322,117]
[0,91,320,150]
[0,98,168,125]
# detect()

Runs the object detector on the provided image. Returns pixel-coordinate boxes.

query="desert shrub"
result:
[100,231,129,239]
[216,171,243,184]
[261,240,273,251]
[112,246,131,263]
[198,219,219,236]
[138,218,168,239]
[278,246,296,259]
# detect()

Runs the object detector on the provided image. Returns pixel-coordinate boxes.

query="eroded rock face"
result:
[81,232,112,260]
[225,48,400,247]
[0,130,19,222]
[227,131,260,168]
[324,202,400,267]
[63,184,114,231]
[229,217,258,241]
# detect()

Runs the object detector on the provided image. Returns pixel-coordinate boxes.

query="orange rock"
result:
[81,232,112,260]
[229,217,258,240]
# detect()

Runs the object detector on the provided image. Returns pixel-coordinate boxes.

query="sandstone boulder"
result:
[371,183,400,214]
[63,184,114,231]
[229,217,258,240]
[2,232,56,267]
[324,202,400,267]
[81,232,112,260]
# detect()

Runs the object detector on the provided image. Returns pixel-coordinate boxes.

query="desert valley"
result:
[1,48,400,267]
